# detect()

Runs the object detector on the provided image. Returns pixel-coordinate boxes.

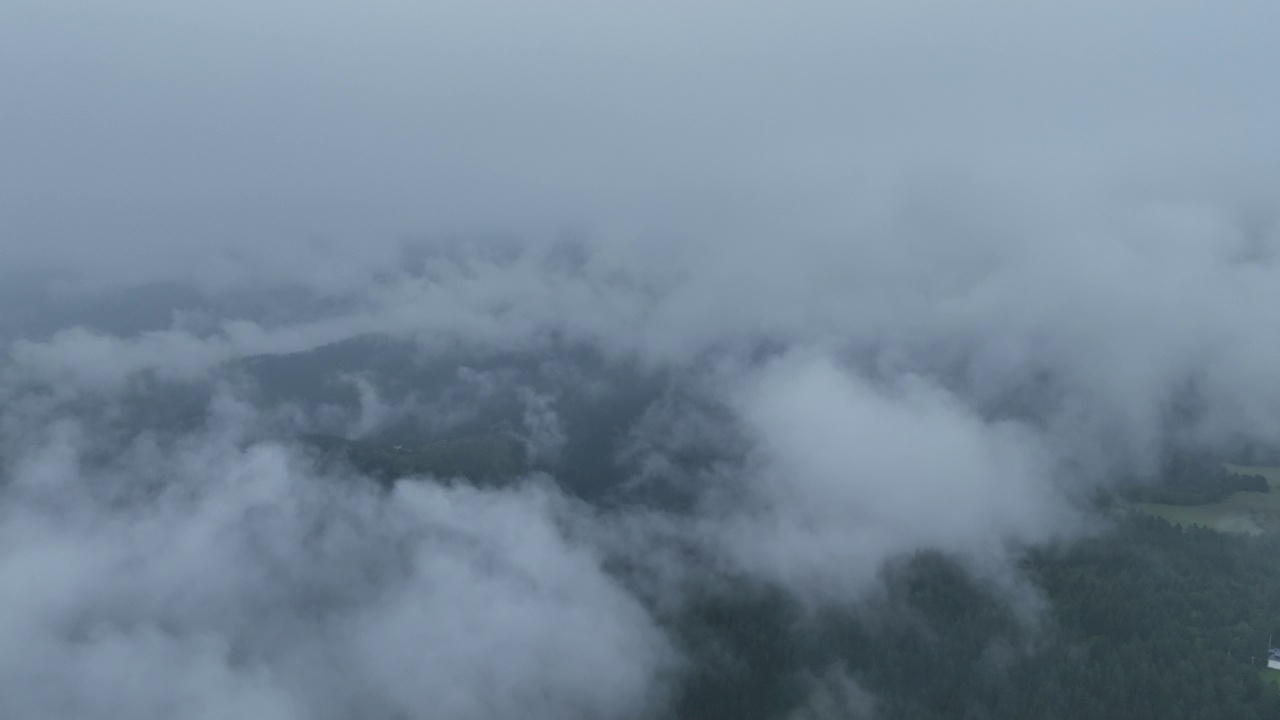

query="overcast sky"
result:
[4,0,1279,289]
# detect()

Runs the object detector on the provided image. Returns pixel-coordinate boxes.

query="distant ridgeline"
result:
[1120,454,1270,506]
[299,432,527,487]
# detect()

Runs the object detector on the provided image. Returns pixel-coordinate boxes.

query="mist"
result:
[3,1,1280,718]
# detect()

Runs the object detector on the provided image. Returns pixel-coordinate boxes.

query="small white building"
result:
[1268,648,1280,671]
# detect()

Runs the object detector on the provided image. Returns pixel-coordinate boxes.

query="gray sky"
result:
[4,0,1278,288]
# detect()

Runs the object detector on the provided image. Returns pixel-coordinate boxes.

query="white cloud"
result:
[0,430,672,719]
[708,352,1072,603]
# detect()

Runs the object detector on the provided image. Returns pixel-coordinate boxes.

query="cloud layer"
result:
[0,416,672,720]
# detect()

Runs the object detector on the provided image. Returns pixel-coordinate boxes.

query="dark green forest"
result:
[1120,454,1271,506]
[300,432,524,486]
[666,514,1280,720]
[312,428,1280,719]
[298,427,1280,719]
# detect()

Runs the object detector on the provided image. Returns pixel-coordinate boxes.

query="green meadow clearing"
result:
[1263,669,1280,690]
[1136,465,1280,534]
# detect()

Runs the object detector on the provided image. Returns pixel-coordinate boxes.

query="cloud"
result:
[704,352,1073,605]
[518,387,567,465]
[0,420,672,720]
[789,667,878,720]
[13,197,1280,477]
[4,0,1278,288]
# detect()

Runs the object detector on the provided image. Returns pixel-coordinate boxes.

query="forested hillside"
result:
[666,514,1280,720]
[291,418,1280,719]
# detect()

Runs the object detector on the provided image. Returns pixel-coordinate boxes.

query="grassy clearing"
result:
[1134,465,1280,535]
[1135,500,1267,535]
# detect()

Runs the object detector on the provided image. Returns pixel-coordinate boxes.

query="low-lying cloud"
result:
[0,418,672,720]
